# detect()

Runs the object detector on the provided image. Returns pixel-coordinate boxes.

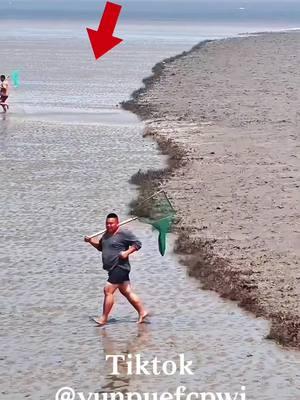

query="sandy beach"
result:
[122,32,300,348]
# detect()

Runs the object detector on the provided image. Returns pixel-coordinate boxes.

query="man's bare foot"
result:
[92,317,107,326]
[137,311,149,324]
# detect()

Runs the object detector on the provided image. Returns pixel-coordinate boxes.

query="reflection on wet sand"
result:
[97,324,151,394]
[0,115,10,150]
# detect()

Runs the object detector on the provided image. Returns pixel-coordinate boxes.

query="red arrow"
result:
[87,2,123,60]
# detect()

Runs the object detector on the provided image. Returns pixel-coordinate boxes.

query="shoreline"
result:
[122,32,300,349]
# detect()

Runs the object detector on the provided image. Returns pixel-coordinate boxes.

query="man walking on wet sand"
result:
[84,213,148,326]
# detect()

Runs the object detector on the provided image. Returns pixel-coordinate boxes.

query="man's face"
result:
[106,217,119,234]
[0,77,4,82]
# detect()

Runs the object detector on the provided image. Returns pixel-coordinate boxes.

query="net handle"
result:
[135,188,165,207]
[86,216,138,239]
[163,191,175,212]
[85,188,169,239]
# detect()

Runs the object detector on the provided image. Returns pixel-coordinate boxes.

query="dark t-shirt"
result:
[98,228,142,271]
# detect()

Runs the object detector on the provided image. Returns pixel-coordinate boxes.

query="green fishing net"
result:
[150,215,174,256]
[133,190,176,256]
[11,70,20,88]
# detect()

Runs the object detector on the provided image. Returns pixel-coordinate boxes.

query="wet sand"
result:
[122,32,300,348]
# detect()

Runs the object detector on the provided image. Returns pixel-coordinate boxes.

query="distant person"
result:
[84,213,149,326]
[0,75,9,113]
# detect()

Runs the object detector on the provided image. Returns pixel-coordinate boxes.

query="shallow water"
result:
[1,21,300,400]
[1,110,300,400]
[9,108,140,126]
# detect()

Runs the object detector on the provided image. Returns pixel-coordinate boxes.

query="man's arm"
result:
[125,229,142,249]
[119,245,138,259]
[84,236,102,251]
[119,230,142,259]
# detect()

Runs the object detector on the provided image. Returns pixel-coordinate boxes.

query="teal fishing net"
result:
[133,190,176,256]
[11,70,20,88]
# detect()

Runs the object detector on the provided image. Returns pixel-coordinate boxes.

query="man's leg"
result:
[94,283,118,326]
[119,283,148,323]
[1,96,8,112]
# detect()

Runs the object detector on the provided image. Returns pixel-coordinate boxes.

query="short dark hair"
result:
[106,213,119,220]
[0,75,5,80]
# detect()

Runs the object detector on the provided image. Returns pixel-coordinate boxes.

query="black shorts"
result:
[107,266,130,284]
